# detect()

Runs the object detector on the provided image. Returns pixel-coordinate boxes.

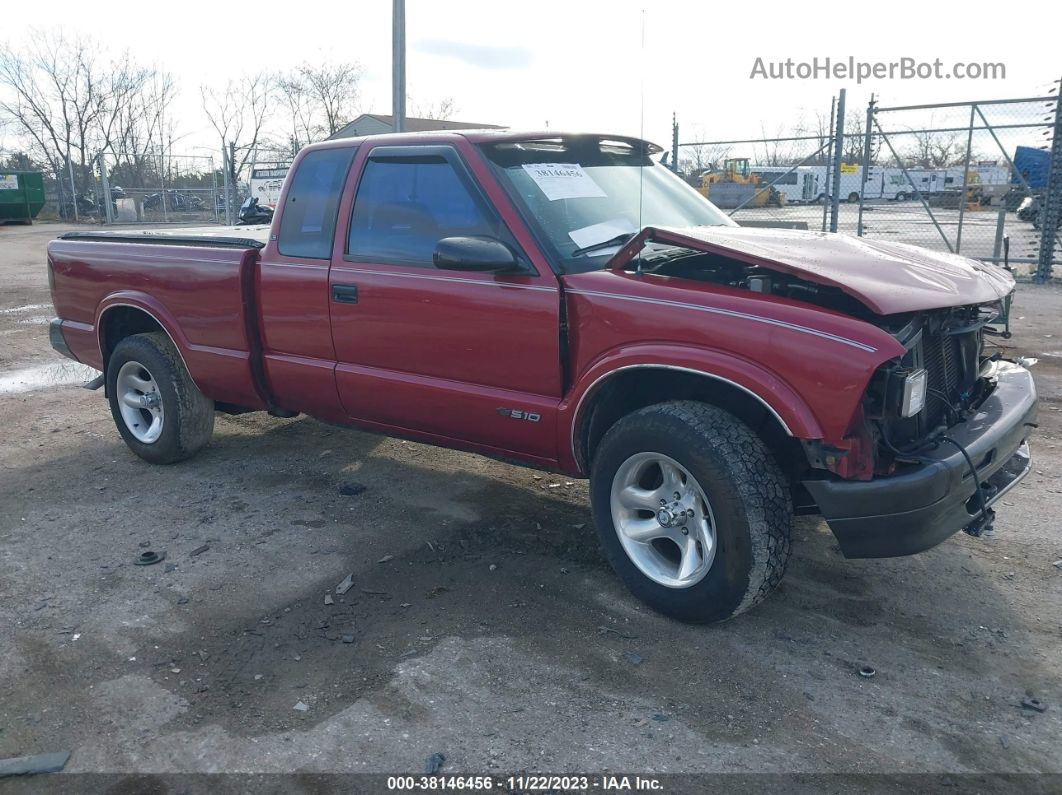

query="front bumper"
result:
[803,361,1037,558]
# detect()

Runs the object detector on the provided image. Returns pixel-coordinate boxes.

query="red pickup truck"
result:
[47,130,1037,623]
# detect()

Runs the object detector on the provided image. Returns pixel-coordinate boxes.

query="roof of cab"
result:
[297,129,663,154]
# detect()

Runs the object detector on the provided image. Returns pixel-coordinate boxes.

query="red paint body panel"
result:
[47,130,1003,482]
[48,240,264,408]
[606,225,1014,314]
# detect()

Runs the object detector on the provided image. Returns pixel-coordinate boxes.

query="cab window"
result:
[276,147,355,259]
[346,154,503,267]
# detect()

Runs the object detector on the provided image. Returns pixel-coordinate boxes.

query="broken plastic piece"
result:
[335,574,354,595]
[0,751,71,777]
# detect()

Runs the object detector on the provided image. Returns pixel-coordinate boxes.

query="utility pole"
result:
[671,113,680,174]
[66,147,79,223]
[829,88,846,234]
[392,0,406,133]
[222,143,232,225]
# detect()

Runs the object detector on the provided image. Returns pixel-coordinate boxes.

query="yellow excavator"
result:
[696,158,783,209]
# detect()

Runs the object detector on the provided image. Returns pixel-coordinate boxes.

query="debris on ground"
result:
[651,713,670,722]
[377,554,394,564]
[293,701,309,712]
[335,573,354,594]
[338,482,366,497]
[426,585,449,598]
[0,751,71,777]
[189,545,210,557]
[623,650,644,666]
[134,550,165,566]
[342,633,355,644]
[425,752,446,774]
[1052,559,1062,571]
[858,665,877,678]
[323,594,334,606]
[598,625,638,640]
[1021,696,1047,713]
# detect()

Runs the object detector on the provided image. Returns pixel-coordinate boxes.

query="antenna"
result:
[636,8,646,276]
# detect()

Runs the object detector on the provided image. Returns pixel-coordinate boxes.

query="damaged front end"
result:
[804,297,1038,557]
[865,302,1003,458]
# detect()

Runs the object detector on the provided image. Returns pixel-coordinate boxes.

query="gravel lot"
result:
[1,223,1060,788]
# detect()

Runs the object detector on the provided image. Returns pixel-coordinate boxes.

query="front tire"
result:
[106,332,214,464]
[590,401,792,623]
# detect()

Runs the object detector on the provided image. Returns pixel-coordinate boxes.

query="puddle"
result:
[0,361,101,394]
[0,304,50,315]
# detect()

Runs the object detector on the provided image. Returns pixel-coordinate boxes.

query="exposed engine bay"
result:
[862,303,1004,464]
[640,248,877,319]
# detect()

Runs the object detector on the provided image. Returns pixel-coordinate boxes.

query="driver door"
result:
[328,144,563,463]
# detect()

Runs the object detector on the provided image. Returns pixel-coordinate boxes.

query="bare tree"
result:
[277,74,317,155]
[110,70,178,189]
[296,62,362,136]
[201,72,274,184]
[411,96,457,121]
[0,30,153,207]
[901,128,975,169]
[842,109,866,165]
[274,60,362,150]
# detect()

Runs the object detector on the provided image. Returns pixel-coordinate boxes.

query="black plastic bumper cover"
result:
[803,361,1037,558]
[49,318,76,361]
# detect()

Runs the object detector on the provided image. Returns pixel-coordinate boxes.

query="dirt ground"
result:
[1,223,1060,788]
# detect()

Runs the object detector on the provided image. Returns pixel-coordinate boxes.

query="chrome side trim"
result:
[566,289,878,353]
[330,266,556,292]
[570,363,796,471]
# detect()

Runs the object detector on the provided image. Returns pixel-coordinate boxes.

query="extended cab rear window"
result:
[277,147,355,259]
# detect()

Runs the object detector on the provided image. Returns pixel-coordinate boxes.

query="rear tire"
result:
[590,401,792,623]
[106,332,214,464]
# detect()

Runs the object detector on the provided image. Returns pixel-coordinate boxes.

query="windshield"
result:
[480,137,735,273]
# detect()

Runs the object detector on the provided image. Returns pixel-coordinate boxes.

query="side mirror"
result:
[433,236,521,273]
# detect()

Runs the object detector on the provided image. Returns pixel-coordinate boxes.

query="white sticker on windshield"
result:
[569,218,638,250]
[522,163,606,201]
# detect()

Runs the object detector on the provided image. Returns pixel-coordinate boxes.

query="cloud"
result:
[415,38,533,70]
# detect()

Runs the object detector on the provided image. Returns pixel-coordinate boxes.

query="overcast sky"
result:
[4,0,1060,155]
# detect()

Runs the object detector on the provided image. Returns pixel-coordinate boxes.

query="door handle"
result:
[331,283,359,304]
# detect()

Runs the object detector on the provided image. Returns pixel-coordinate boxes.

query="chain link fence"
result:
[674,84,1061,280]
[99,152,223,225]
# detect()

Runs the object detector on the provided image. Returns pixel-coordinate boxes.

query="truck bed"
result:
[58,225,270,249]
[48,230,268,409]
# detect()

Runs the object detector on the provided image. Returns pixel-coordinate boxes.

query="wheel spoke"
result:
[126,373,153,392]
[677,537,702,581]
[659,460,684,494]
[617,485,662,512]
[120,390,142,409]
[620,518,665,543]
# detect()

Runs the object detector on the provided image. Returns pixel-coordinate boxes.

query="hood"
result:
[606,226,1014,315]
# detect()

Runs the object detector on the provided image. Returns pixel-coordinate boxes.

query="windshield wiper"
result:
[570,233,635,258]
